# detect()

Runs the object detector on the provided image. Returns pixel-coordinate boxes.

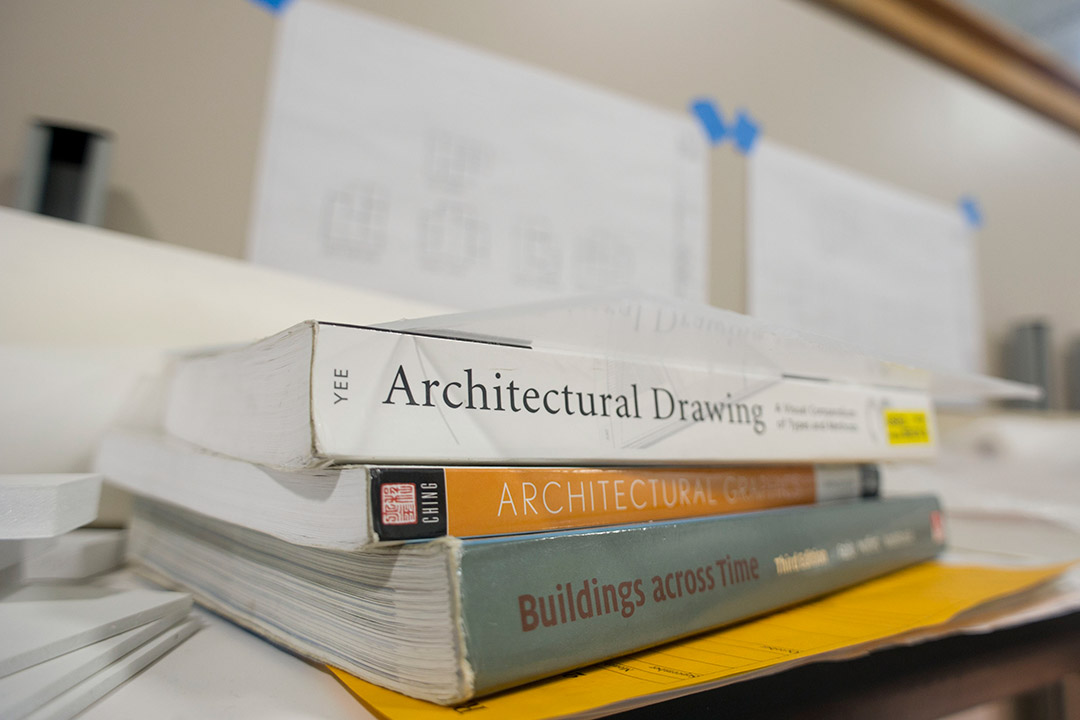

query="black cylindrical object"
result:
[17,121,112,226]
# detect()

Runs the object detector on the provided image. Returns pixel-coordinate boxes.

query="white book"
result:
[95,428,882,550]
[0,475,102,539]
[96,429,370,551]
[0,610,188,720]
[126,494,944,704]
[165,320,940,469]
[0,584,192,677]
[23,617,200,720]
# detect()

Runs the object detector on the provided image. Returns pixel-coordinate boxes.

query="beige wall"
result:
[3,0,1080,400]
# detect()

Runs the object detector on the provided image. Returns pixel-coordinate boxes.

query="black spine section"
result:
[859,464,882,498]
[370,468,448,541]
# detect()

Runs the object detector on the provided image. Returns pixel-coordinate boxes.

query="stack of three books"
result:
[95,303,976,706]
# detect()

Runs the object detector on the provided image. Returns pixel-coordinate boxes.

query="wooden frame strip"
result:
[807,0,1080,135]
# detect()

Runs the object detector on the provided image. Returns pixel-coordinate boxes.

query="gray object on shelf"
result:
[1002,320,1051,410]
[1065,337,1080,412]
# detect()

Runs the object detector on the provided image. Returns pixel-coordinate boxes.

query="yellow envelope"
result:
[331,562,1069,720]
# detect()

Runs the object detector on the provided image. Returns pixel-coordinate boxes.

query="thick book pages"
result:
[95,430,371,551]
[96,429,878,548]
[128,495,944,704]
[165,321,941,469]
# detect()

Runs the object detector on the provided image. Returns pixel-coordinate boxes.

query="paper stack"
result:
[0,473,197,720]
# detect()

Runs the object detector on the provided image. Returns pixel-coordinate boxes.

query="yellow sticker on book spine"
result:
[885,410,930,444]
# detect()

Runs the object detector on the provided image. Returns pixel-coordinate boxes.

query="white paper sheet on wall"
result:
[247,0,708,310]
[747,139,982,374]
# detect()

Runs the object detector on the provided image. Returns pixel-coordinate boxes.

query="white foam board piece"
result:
[80,601,372,720]
[21,529,126,581]
[0,584,191,677]
[0,610,188,720]
[23,616,200,720]
[0,539,26,571]
[0,475,102,539]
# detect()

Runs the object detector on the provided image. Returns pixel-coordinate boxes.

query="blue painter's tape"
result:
[250,0,293,13]
[732,110,760,154]
[690,98,727,145]
[959,195,983,229]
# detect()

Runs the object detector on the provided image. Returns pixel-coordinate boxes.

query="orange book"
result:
[370,464,878,541]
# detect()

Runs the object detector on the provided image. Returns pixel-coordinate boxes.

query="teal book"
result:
[127,495,944,705]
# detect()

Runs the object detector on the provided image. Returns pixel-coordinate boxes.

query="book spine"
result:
[368,464,879,541]
[310,323,937,465]
[456,495,943,697]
